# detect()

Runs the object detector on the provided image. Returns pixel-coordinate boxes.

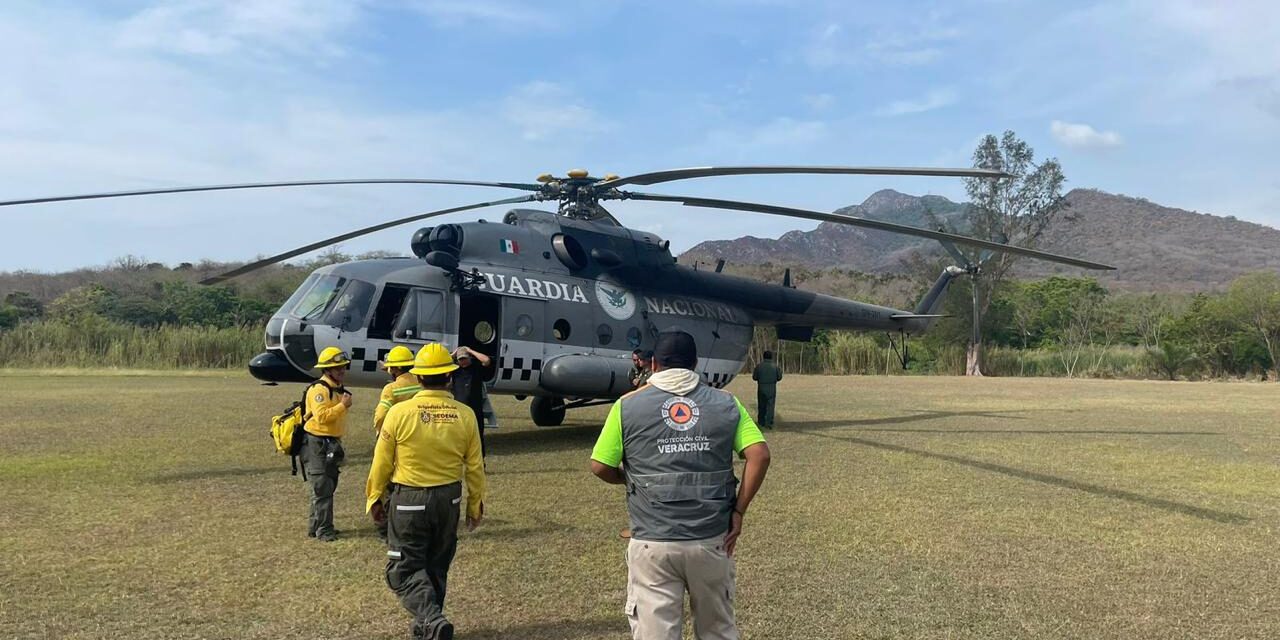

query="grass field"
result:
[2,373,1278,639]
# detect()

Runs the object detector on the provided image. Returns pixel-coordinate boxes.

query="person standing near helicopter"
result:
[303,346,353,542]
[375,346,422,435]
[372,345,421,542]
[367,343,485,640]
[450,346,493,458]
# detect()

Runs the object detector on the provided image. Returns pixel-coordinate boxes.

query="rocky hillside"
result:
[681,188,1280,291]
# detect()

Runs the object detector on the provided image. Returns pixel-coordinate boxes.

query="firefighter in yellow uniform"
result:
[375,346,422,434]
[304,346,353,542]
[372,345,420,541]
[367,343,485,640]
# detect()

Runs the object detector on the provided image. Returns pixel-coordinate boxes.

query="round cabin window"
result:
[627,327,642,348]
[515,314,534,338]
[474,320,496,344]
[597,323,613,345]
[553,319,572,341]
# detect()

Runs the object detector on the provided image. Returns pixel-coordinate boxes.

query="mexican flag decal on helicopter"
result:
[500,239,519,254]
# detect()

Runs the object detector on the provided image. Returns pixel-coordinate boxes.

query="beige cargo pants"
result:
[626,536,738,640]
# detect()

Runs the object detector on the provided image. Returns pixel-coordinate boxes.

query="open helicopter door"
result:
[457,291,503,431]
[457,292,501,380]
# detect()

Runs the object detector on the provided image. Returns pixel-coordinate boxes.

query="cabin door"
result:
[458,292,501,382]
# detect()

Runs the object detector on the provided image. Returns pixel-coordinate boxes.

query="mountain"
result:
[680,188,1280,291]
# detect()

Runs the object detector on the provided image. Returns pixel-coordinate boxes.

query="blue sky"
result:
[2,0,1277,272]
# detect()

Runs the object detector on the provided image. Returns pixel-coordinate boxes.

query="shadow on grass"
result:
[486,422,602,456]
[789,419,1222,437]
[487,467,581,476]
[151,450,375,484]
[783,410,1033,430]
[465,617,627,640]
[794,430,1251,525]
[151,465,280,483]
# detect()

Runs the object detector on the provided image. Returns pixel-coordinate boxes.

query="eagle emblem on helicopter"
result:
[596,281,637,321]
[1,165,1113,427]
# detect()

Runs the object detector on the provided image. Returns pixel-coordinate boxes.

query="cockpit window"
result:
[279,273,320,317]
[292,275,345,320]
[324,279,376,332]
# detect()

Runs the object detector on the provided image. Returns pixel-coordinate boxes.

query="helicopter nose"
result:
[249,350,316,383]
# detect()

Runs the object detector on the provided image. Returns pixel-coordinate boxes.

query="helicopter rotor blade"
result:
[200,193,538,285]
[937,239,972,268]
[598,166,1008,189]
[626,192,1114,271]
[0,178,542,208]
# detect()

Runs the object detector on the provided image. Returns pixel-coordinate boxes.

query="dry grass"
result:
[2,373,1278,639]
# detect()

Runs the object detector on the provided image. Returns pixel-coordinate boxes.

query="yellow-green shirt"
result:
[366,389,486,519]
[590,396,766,468]
[374,372,422,433]
[303,374,347,438]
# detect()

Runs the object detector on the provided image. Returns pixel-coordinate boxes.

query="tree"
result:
[3,291,44,320]
[958,131,1070,375]
[1147,341,1197,381]
[48,284,114,320]
[1222,272,1280,380]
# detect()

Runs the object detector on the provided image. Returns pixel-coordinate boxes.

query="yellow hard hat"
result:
[383,346,415,369]
[409,343,459,376]
[315,346,351,369]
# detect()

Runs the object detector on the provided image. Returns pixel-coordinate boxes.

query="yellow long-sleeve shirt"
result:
[303,374,348,438]
[374,373,422,433]
[365,389,486,519]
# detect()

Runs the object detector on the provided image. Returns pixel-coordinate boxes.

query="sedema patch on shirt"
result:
[418,404,461,425]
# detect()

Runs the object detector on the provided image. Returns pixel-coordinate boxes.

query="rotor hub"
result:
[533,169,628,221]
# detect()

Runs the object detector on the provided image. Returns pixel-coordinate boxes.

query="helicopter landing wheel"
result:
[530,395,567,427]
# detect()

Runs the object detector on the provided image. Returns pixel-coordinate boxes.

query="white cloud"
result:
[1049,120,1123,149]
[403,0,556,29]
[803,93,835,111]
[500,81,612,142]
[115,0,361,60]
[0,5,607,271]
[706,118,828,152]
[876,88,957,116]
[804,15,960,68]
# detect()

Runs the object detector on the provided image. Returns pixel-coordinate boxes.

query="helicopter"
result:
[1,166,1112,426]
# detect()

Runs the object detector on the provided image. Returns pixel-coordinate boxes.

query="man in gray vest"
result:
[751,350,782,429]
[591,330,772,640]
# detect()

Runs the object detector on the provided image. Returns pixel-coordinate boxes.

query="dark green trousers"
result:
[757,387,777,427]
[302,434,344,538]
[386,482,463,627]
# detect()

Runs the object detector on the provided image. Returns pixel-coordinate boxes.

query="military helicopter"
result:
[1,166,1112,426]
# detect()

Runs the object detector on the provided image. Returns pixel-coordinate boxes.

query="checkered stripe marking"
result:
[350,347,392,373]
[499,356,542,382]
[701,372,736,389]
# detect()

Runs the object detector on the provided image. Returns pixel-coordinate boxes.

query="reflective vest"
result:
[620,383,740,541]
[374,373,421,433]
